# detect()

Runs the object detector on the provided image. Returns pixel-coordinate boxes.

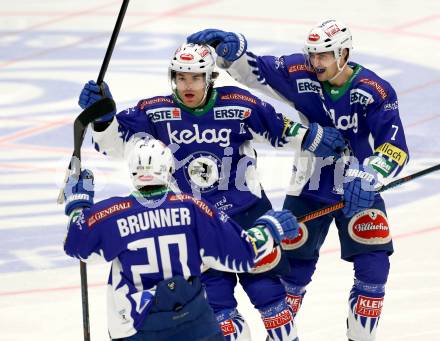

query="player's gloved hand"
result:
[64,169,95,216]
[342,164,377,217]
[187,29,247,62]
[78,80,116,122]
[302,122,346,158]
[254,210,299,243]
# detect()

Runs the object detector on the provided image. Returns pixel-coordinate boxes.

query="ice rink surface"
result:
[0,1,439,340]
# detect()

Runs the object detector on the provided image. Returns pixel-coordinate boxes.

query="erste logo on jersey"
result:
[214,106,251,120]
[167,123,231,147]
[350,89,374,106]
[146,107,181,122]
[297,78,322,94]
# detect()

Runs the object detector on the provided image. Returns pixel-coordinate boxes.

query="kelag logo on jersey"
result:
[350,89,374,106]
[146,107,181,122]
[297,79,322,94]
[167,123,231,147]
[214,106,252,120]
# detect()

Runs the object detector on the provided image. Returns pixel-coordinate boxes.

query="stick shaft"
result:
[297,164,440,223]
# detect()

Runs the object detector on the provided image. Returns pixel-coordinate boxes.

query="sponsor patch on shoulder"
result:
[281,223,308,250]
[88,200,132,227]
[220,93,257,104]
[138,97,173,109]
[359,78,388,100]
[168,194,213,217]
[348,209,391,245]
[288,64,313,73]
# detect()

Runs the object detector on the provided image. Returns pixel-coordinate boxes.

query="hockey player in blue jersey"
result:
[187,19,410,341]
[77,43,351,341]
[63,139,300,341]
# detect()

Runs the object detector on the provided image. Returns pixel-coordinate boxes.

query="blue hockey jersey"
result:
[92,86,308,215]
[64,189,269,338]
[227,52,410,203]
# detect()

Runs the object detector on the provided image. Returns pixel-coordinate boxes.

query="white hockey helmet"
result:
[304,19,353,60]
[169,43,216,103]
[127,138,175,189]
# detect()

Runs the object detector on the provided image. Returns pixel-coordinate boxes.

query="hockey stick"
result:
[297,163,440,224]
[57,2,129,341]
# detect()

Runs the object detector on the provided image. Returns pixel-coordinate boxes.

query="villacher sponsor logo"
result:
[375,142,407,166]
[88,200,132,227]
[348,209,391,245]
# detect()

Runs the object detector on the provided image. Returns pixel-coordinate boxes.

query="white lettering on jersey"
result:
[167,123,231,147]
[297,79,322,94]
[324,106,359,133]
[213,106,251,120]
[117,207,191,237]
[350,89,374,106]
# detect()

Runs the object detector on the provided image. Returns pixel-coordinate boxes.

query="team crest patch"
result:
[88,200,132,227]
[281,223,308,250]
[348,209,391,245]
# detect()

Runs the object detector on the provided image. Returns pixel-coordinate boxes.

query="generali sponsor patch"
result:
[359,78,388,100]
[281,223,308,250]
[138,97,173,109]
[88,200,132,227]
[348,209,391,245]
[288,64,313,73]
[220,93,257,104]
[355,295,384,318]
[168,194,213,217]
